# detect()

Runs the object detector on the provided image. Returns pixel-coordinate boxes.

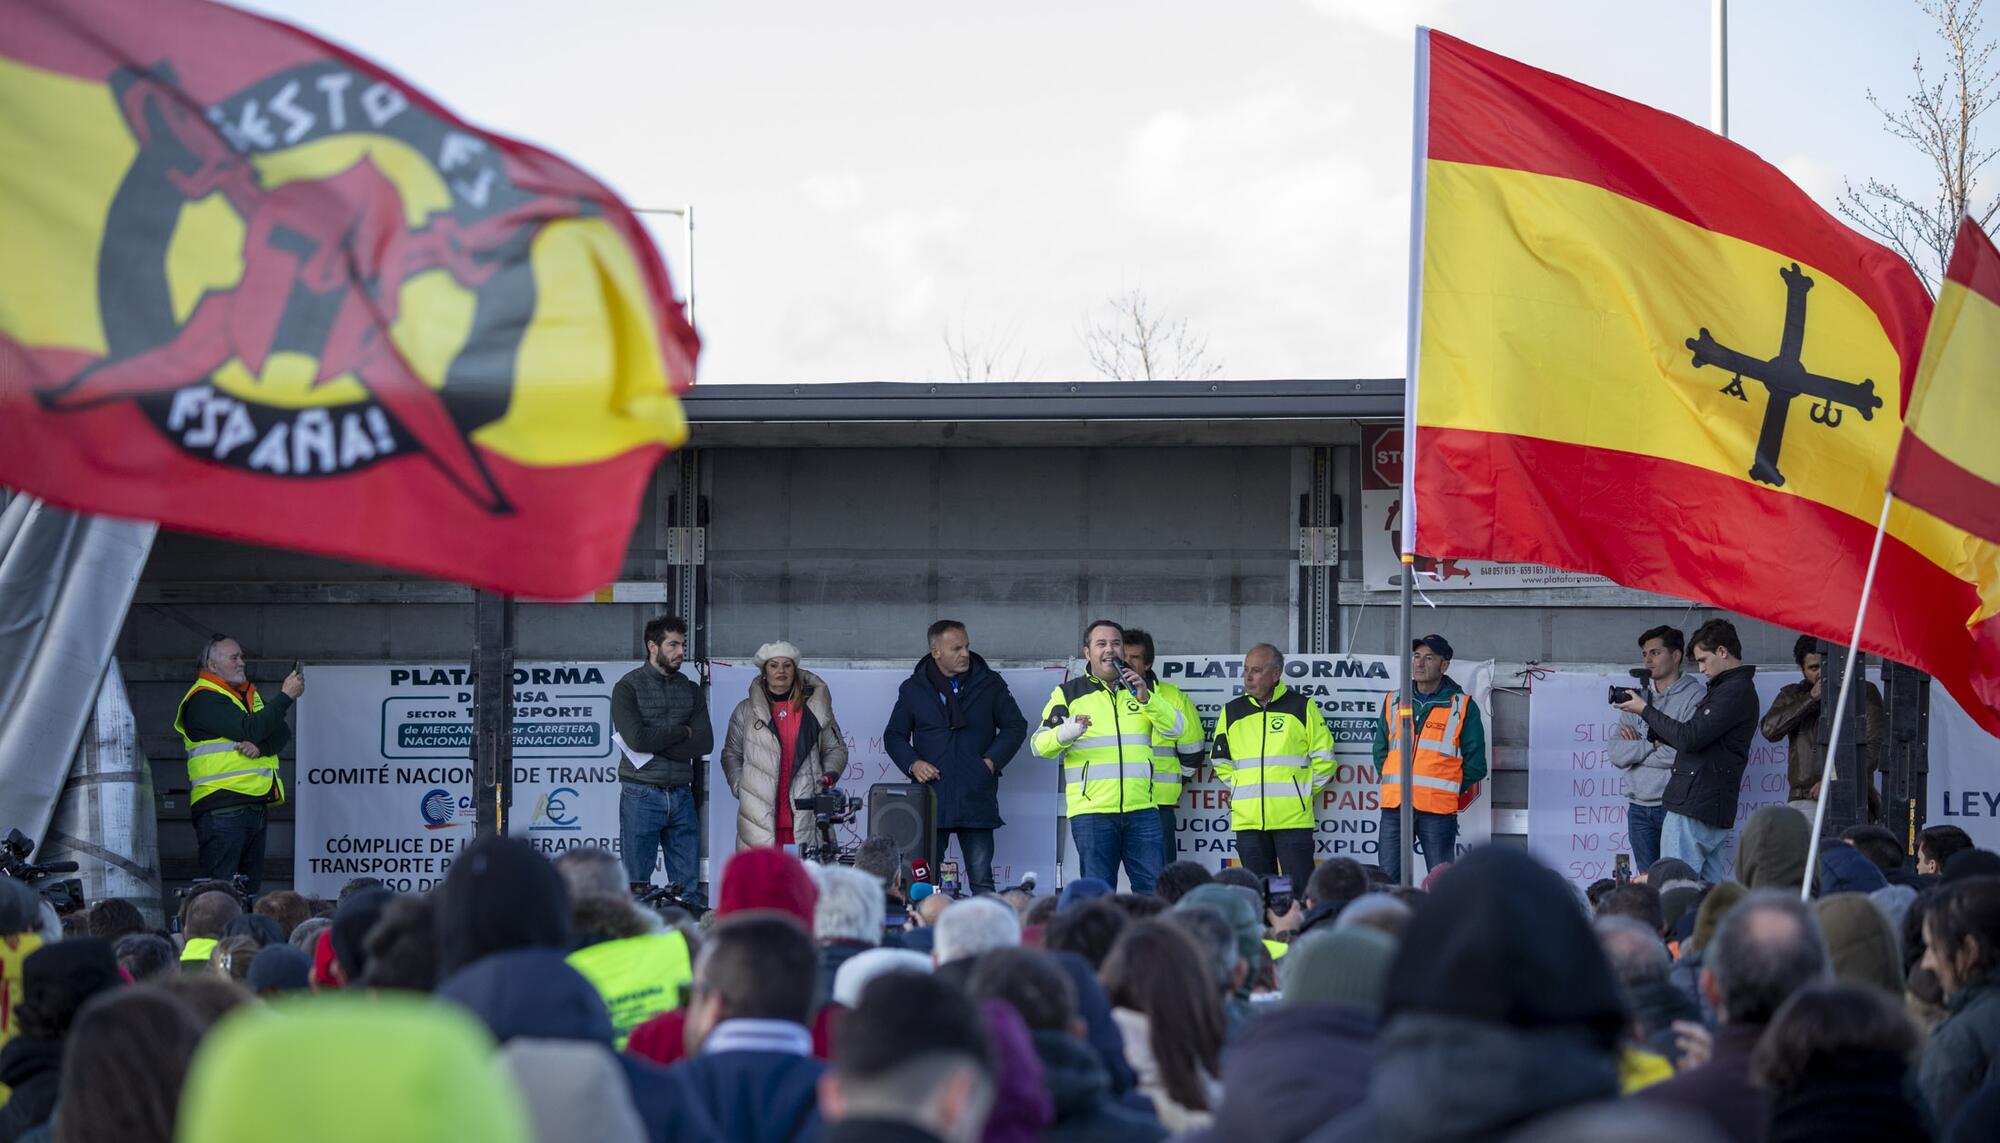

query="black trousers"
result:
[1235,827,1315,882]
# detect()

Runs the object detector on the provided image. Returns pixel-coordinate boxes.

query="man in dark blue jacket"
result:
[672,914,827,1143]
[884,620,1029,896]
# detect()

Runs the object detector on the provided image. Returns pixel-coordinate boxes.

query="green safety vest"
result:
[1212,683,1335,832]
[1033,673,1184,817]
[174,677,284,809]
[1150,680,1207,807]
[180,937,218,965]
[565,931,692,1050]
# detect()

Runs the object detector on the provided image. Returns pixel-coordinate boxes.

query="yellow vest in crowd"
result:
[566,930,693,1050]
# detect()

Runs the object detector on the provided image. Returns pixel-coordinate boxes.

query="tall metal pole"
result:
[635,206,696,327]
[471,590,515,839]
[1397,28,1433,888]
[1712,0,1729,136]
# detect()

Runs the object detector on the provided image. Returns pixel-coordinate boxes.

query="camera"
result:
[794,781,862,866]
[1609,667,1651,706]
[634,882,707,920]
[1,828,84,915]
[1263,874,1294,916]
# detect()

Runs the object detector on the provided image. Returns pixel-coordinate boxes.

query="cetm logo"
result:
[420,787,460,829]
[530,786,581,832]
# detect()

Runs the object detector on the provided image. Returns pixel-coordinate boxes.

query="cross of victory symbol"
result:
[1684,262,1884,487]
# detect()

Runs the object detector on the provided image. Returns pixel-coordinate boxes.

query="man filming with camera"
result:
[178,635,302,894]
[1614,619,1759,883]
[1609,625,1706,873]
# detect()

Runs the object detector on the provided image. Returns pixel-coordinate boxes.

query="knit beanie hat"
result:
[715,847,818,930]
[435,835,572,976]
[1176,883,1265,973]
[22,937,120,1021]
[753,641,803,667]
[1282,927,1398,1011]
[245,944,313,994]
[1381,846,1625,1050]
[1689,881,1749,953]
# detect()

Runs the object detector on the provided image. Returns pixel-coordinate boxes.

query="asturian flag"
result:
[1406,30,2000,735]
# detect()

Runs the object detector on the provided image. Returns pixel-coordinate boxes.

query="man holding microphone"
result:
[1032,619,1186,892]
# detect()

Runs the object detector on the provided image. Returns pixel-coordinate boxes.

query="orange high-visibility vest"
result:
[1379,691,1468,814]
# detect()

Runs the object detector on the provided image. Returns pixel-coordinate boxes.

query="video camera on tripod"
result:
[1,828,84,916]
[794,774,861,865]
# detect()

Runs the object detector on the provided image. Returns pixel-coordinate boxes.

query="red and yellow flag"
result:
[0,0,697,597]
[1890,218,2000,705]
[1409,30,2000,734]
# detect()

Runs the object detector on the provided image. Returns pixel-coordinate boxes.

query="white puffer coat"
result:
[719,670,849,850]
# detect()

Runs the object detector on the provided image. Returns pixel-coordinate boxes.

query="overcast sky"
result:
[235,0,1944,384]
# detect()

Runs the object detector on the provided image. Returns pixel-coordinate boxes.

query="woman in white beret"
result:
[719,642,849,850]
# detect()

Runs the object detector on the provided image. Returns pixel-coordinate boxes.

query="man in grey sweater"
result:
[611,615,713,901]
[1610,625,1706,874]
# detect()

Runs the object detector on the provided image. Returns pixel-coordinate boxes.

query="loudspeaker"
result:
[868,783,937,876]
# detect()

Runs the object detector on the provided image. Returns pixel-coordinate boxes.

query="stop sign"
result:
[1365,425,1403,490]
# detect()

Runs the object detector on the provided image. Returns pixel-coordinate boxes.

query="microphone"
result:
[911,856,933,885]
[36,861,80,874]
[1020,871,1038,893]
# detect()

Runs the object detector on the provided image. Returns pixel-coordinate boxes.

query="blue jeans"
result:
[937,827,996,896]
[194,804,267,894]
[1159,806,1179,866]
[1627,802,1667,874]
[620,783,703,904]
[1662,811,1733,883]
[1070,809,1163,893]
[1378,808,1457,884]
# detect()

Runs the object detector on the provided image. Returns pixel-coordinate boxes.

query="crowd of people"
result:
[3,809,1999,1142]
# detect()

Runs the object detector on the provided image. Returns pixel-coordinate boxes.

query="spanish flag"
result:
[1890,219,2000,706]
[1408,30,2000,734]
[0,0,697,597]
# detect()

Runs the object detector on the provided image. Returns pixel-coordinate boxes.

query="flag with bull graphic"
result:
[0,0,697,596]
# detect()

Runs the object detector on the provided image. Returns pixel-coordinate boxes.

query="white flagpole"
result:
[1396,26,1433,887]
[1800,490,1894,901]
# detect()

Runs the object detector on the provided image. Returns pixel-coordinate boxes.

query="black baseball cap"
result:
[1413,634,1454,661]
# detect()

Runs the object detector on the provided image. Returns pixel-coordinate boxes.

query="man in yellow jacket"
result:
[1120,629,1206,867]
[1033,619,1187,892]
[1213,644,1334,881]
[177,634,303,894]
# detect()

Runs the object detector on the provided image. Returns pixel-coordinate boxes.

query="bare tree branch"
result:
[1840,0,2000,293]
[1079,289,1223,381]
[941,320,1032,382]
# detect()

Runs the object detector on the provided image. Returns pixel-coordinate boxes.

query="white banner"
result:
[294,662,634,898]
[705,663,1070,898]
[1927,692,2000,848]
[1528,669,2000,888]
[1135,654,1495,876]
